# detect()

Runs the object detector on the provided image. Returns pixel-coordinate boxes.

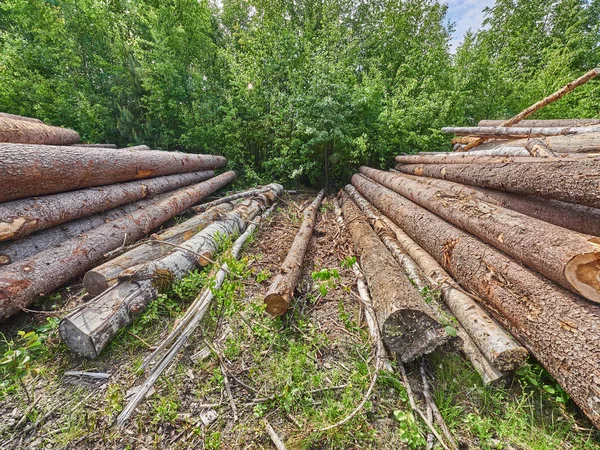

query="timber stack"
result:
[343,68,600,429]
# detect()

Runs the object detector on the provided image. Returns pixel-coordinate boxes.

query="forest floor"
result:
[0,192,599,449]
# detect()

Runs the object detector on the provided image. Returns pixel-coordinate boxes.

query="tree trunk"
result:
[0,143,227,202]
[59,190,278,358]
[474,133,600,153]
[0,171,236,320]
[393,156,600,208]
[0,193,172,266]
[443,125,600,139]
[0,116,80,145]
[83,203,234,295]
[340,195,451,363]
[360,168,600,303]
[192,184,282,213]
[479,119,600,128]
[395,153,587,165]
[0,171,215,242]
[344,184,527,371]
[352,173,600,429]
[264,190,325,316]
[72,143,118,148]
[0,113,43,124]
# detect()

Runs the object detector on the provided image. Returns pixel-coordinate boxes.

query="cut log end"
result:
[198,252,213,266]
[382,309,453,363]
[264,293,290,317]
[493,346,529,372]
[59,319,99,359]
[565,251,600,303]
[83,271,111,297]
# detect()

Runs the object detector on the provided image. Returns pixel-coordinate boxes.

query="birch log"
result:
[341,196,451,362]
[192,184,282,213]
[0,171,215,242]
[264,190,325,316]
[0,172,236,320]
[344,184,527,371]
[0,116,80,145]
[443,125,600,139]
[479,119,600,127]
[360,167,600,303]
[0,143,227,202]
[352,173,600,429]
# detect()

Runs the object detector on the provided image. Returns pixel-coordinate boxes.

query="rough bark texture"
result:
[361,168,600,303]
[341,196,450,362]
[60,188,281,358]
[72,143,118,148]
[0,171,236,320]
[444,125,600,139]
[524,139,558,157]
[345,183,527,371]
[125,145,151,151]
[0,116,80,145]
[395,153,586,166]
[0,113,43,124]
[479,119,600,128]
[264,190,325,316]
[393,157,600,208]
[0,143,227,202]
[352,173,600,429]
[192,184,282,213]
[83,203,234,295]
[474,133,600,153]
[0,171,215,242]
[0,194,171,266]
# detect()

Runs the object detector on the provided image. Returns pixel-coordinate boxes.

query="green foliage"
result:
[311,267,340,297]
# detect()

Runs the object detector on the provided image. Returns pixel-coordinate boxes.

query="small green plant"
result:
[340,256,356,269]
[256,268,271,283]
[152,397,179,424]
[311,267,340,297]
[517,362,570,405]
[204,430,221,450]
[393,410,427,448]
[105,384,124,416]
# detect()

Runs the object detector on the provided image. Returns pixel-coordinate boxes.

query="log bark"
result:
[192,184,282,213]
[59,189,279,358]
[0,193,171,266]
[73,143,118,148]
[524,139,558,157]
[474,133,600,153]
[443,125,600,139]
[344,184,527,371]
[393,156,600,208]
[0,171,215,242]
[0,113,43,124]
[460,68,600,150]
[341,196,451,362]
[0,171,236,320]
[479,119,600,128]
[264,190,325,316]
[125,145,151,151]
[0,143,227,202]
[360,167,600,303]
[0,116,80,145]
[352,173,600,429]
[83,203,234,295]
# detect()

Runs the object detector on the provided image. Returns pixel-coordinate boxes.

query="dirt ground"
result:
[0,192,599,449]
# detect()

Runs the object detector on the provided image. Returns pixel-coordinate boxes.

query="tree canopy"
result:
[1,0,598,186]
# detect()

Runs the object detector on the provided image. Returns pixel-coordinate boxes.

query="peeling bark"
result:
[474,133,600,153]
[264,190,325,316]
[352,173,600,429]
[192,184,282,214]
[0,143,227,202]
[0,171,236,320]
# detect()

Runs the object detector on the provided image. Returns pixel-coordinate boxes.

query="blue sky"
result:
[445,0,496,51]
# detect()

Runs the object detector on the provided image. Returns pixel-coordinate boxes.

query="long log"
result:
[0,171,236,320]
[0,193,172,266]
[0,113,43,124]
[0,171,215,242]
[360,167,600,303]
[192,184,282,213]
[474,133,600,153]
[264,190,325,316]
[344,184,527,371]
[461,68,600,150]
[83,203,234,295]
[395,153,589,165]
[341,195,451,362]
[352,173,600,429]
[394,156,600,208]
[0,144,227,202]
[59,189,278,358]
[0,116,80,145]
[125,145,151,151]
[72,143,118,148]
[479,119,600,128]
[443,125,600,139]
[387,171,600,237]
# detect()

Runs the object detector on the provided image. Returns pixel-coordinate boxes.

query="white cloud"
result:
[445,0,495,52]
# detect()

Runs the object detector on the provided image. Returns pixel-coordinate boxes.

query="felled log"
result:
[344,183,527,371]
[0,115,80,145]
[264,190,325,316]
[460,68,600,150]
[395,153,586,165]
[0,171,215,242]
[0,193,179,266]
[0,143,227,202]
[192,184,282,213]
[0,172,236,320]
[443,125,600,139]
[60,187,280,358]
[479,119,600,128]
[524,139,558,157]
[73,143,118,148]
[352,173,600,429]
[394,156,600,208]
[125,145,151,151]
[474,133,600,153]
[361,167,600,303]
[0,113,43,124]
[341,196,451,362]
[83,203,234,295]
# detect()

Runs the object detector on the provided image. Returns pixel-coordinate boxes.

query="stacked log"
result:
[0,114,80,145]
